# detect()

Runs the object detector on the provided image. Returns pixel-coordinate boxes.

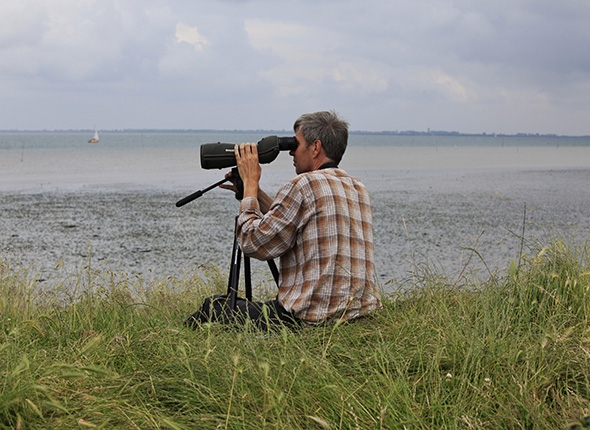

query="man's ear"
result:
[312,140,323,157]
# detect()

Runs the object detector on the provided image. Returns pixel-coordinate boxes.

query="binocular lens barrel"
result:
[200,135,298,169]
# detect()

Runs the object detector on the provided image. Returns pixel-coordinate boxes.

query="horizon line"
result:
[1,128,589,138]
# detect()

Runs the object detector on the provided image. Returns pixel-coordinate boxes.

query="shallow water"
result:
[1,132,589,291]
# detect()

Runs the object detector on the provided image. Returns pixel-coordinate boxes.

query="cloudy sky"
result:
[1,0,589,135]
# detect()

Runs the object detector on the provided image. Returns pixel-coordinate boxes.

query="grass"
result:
[1,236,590,429]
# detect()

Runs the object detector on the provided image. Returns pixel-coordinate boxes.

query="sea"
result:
[1,131,589,293]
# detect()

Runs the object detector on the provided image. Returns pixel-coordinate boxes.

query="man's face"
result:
[290,129,314,174]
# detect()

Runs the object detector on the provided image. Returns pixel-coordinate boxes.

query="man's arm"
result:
[235,142,262,201]
[257,189,273,214]
[237,176,303,261]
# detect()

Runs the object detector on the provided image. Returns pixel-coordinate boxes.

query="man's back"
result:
[238,167,382,324]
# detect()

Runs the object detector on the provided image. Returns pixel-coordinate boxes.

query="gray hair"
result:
[293,110,349,164]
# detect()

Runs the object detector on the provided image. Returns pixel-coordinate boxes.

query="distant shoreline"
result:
[1,129,590,139]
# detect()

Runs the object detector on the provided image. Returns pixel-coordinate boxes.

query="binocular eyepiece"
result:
[200,135,298,169]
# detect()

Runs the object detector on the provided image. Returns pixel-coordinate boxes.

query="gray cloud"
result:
[1,0,589,134]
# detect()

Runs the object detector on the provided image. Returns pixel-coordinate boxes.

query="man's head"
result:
[293,110,349,165]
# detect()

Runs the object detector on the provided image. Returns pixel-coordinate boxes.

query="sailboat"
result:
[89,128,99,143]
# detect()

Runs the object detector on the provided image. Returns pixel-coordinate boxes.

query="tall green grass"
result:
[1,237,589,429]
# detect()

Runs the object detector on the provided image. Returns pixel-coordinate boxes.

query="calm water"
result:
[1,131,589,291]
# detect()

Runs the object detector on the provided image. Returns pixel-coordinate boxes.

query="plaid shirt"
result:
[237,168,382,325]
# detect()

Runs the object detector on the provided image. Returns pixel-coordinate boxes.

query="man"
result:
[227,110,382,329]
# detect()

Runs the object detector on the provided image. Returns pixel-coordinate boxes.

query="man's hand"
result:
[219,171,239,193]
[235,142,261,199]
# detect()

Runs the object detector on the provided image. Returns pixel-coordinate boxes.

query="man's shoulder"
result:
[291,169,368,195]
[276,171,328,198]
[285,170,324,186]
[309,168,366,186]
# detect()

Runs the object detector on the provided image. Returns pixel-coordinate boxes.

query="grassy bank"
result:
[1,237,590,429]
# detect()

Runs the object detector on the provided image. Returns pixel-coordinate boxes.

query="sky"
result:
[1,0,590,135]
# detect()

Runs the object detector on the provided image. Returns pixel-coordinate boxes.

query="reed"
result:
[1,236,589,429]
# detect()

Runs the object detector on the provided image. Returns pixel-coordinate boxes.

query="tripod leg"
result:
[227,216,242,311]
[228,243,241,311]
[267,259,280,285]
[244,256,252,301]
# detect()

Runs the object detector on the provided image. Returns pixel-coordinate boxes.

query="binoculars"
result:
[200,135,298,169]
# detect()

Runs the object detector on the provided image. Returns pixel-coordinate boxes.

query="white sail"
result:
[89,128,99,143]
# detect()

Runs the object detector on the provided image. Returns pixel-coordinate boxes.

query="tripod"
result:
[176,168,279,311]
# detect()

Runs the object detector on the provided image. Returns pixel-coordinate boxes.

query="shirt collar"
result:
[318,161,338,170]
